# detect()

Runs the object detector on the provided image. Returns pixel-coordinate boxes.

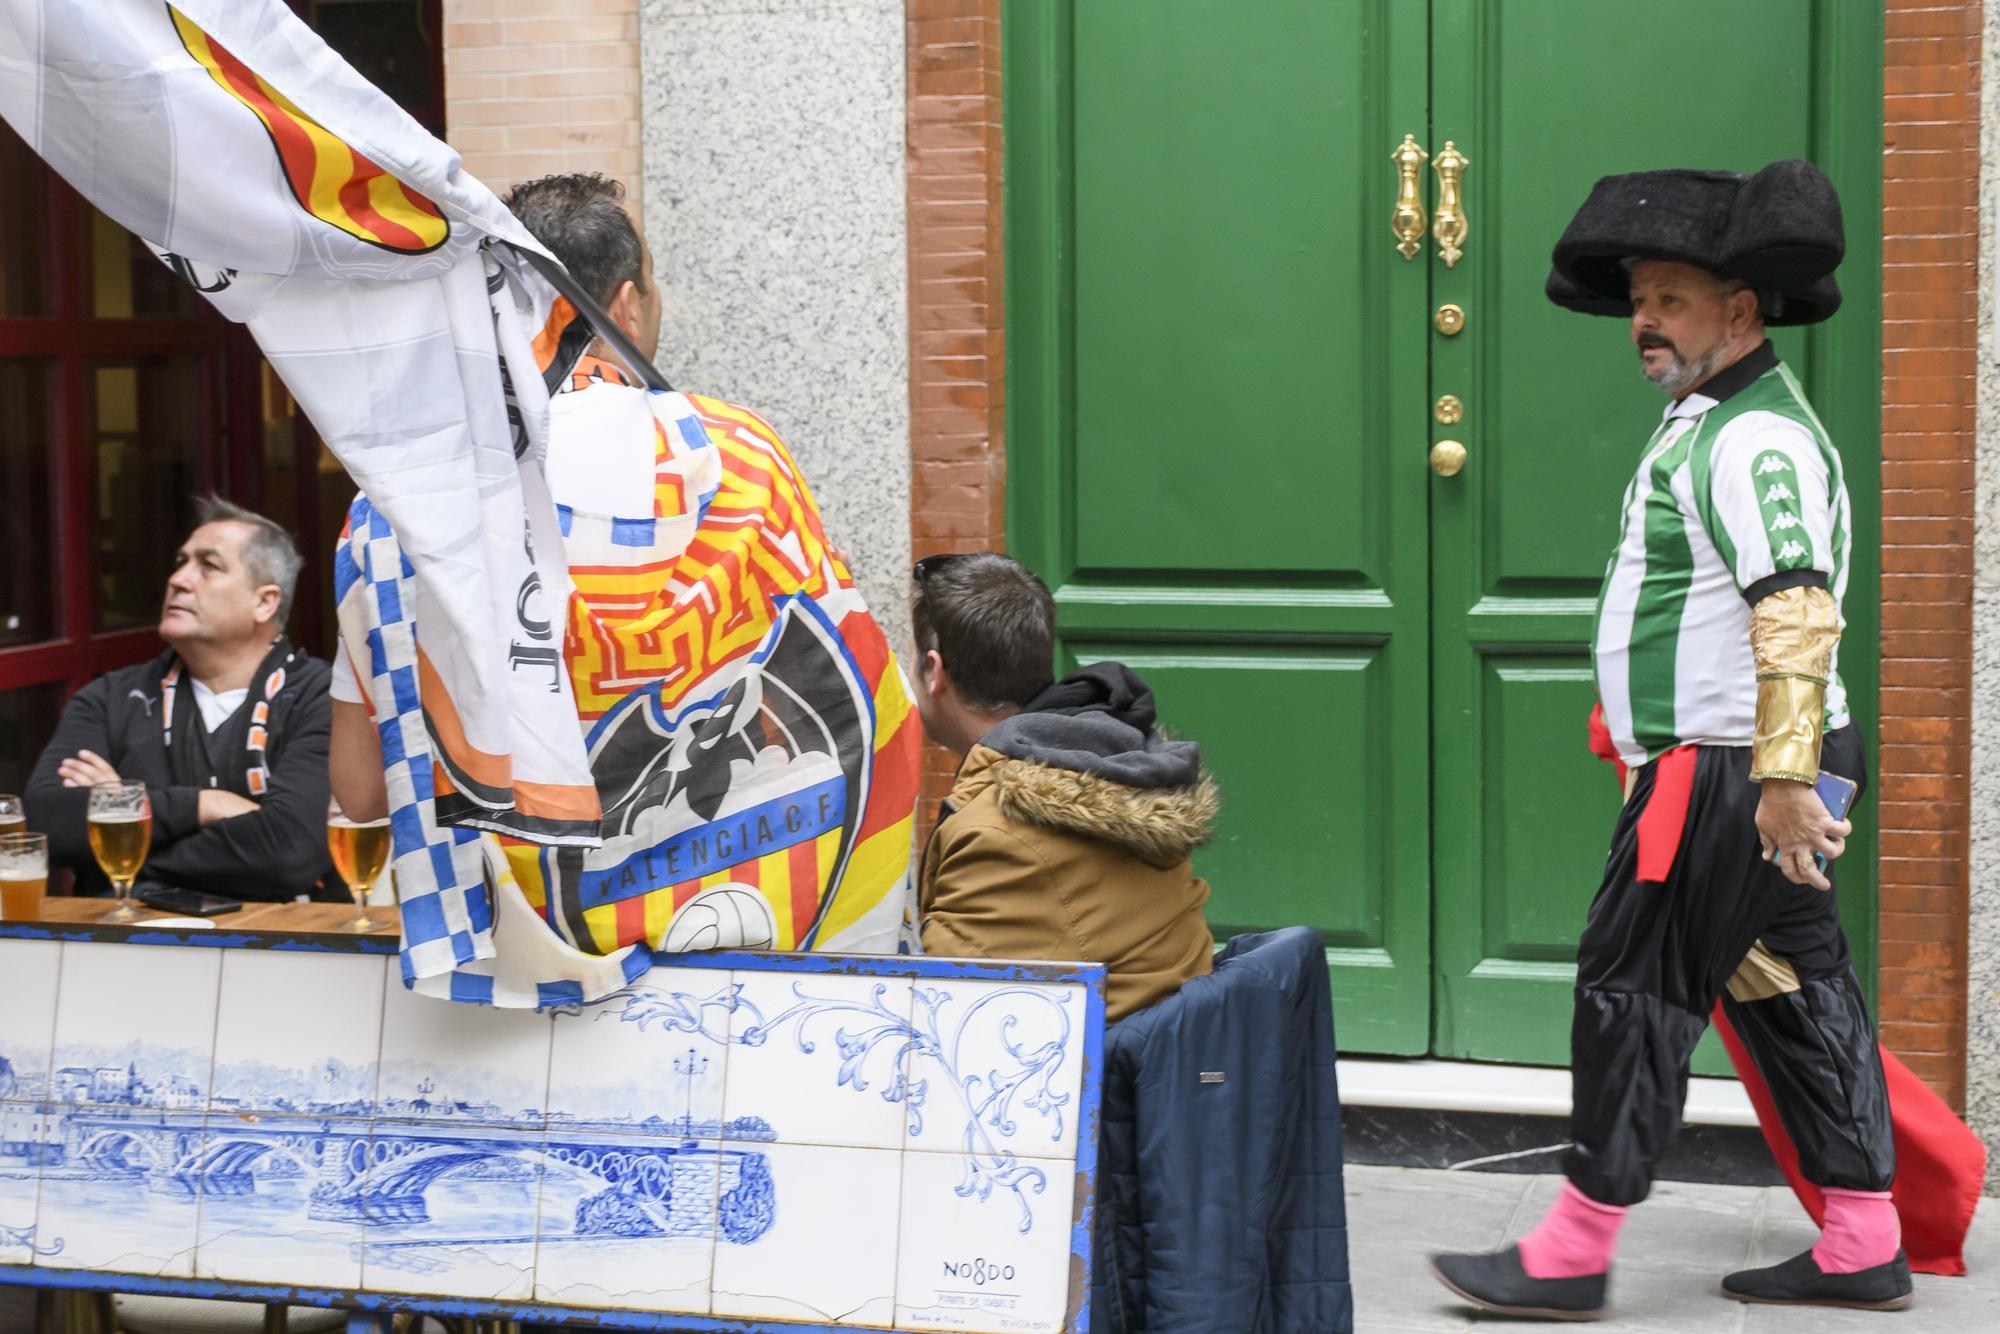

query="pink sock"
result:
[1516,1181,1629,1279]
[1813,1188,1900,1273]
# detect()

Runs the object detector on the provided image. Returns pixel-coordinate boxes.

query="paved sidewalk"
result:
[1348,1164,2000,1331]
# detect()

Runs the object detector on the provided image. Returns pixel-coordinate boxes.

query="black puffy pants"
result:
[1562,727,1895,1207]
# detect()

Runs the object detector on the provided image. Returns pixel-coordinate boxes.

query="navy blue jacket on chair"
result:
[1090,926,1353,1332]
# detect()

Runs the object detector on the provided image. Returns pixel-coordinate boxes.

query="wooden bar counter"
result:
[1,894,400,947]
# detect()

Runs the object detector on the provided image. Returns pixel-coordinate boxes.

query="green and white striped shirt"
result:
[1593,344,1851,767]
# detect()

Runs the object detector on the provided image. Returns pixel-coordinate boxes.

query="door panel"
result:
[1427,0,1882,1066]
[1006,0,1436,1051]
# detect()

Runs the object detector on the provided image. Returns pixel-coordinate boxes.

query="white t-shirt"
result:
[329,648,362,705]
[190,679,249,732]
[1592,355,1850,767]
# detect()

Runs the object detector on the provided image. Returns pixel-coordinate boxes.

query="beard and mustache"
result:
[1635,329,1731,399]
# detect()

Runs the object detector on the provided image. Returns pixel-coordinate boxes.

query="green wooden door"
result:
[1425,0,1881,1068]
[1005,0,1435,1053]
[1004,0,1880,1065]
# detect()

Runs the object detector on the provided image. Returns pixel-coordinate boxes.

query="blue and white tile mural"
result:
[0,934,1097,1332]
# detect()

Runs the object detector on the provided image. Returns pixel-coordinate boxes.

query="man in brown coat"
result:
[912,552,1216,1022]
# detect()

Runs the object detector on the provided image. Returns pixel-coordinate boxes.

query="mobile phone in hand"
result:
[1812,771,1859,872]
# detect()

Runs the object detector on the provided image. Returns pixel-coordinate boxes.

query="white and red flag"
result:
[0,0,601,978]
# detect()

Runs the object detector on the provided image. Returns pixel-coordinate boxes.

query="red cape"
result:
[1586,704,1985,1274]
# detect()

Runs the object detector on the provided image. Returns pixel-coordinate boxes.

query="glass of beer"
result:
[0,793,24,836]
[327,797,391,932]
[0,832,47,921]
[87,781,152,922]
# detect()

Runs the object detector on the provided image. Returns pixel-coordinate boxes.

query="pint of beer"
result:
[328,797,391,932]
[87,781,151,922]
[0,832,46,921]
[0,792,25,836]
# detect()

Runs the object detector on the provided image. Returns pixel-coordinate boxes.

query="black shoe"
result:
[1428,1245,1610,1321]
[1722,1247,1915,1311]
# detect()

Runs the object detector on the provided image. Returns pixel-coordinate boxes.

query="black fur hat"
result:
[1547,160,1844,326]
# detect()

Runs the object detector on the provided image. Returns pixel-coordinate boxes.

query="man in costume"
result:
[1428,160,1910,1318]
[329,173,919,997]
[27,497,333,900]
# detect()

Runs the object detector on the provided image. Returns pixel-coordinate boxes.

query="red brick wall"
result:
[442,0,642,206]
[906,0,1007,825]
[1877,0,1978,1109]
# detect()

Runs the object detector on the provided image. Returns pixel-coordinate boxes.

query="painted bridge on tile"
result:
[0,925,1106,1333]
[57,1109,777,1242]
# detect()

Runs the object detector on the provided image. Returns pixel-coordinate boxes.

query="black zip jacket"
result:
[24,646,335,901]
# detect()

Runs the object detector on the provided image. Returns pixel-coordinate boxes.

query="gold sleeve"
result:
[1749,584,1840,782]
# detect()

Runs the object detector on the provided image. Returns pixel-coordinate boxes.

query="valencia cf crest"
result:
[542,595,877,951]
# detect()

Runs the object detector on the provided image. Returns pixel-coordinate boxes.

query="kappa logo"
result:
[127,689,157,718]
[1770,512,1802,531]
[1756,454,1794,475]
[1777,540,1809,562]
[1762,482,1796,504]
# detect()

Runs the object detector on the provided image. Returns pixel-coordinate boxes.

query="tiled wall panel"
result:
[0,936,1098,1332]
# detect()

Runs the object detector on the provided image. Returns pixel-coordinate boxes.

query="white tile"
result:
[708,1141,900,1326]
[209,951,386,1116]
[0,939,62,1100]
[192,1118,365,1290]
[546,965,731,1133]
[904,979,1086,1163]
[723,969,914,1149]
[895,1149,1079,1334]
[374,972,552,1125]
[532,1129,719,1313]
[0,1104,48,1266]
[357,1118,543,1302]
[37,1110,205,1277]
[48,942,222,1111]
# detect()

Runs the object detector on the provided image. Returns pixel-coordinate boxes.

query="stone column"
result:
[637,0,913,660]
[1971,0,2000,1192]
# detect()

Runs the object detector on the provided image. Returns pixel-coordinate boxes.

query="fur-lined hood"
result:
[951,745,1220,869]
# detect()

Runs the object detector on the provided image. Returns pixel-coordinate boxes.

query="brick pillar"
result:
[906,0,1006,826]
[1878,0,1980,1109]
[441,0,642,204]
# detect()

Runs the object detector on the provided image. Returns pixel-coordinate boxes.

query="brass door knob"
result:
[1429,439,1468,477]
[1435,303,1465,336]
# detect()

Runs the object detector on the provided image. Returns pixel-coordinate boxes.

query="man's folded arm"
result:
[147,689,335,900]
[24,677,203,868]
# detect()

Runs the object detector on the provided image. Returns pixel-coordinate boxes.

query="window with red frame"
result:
[0,1,444,795]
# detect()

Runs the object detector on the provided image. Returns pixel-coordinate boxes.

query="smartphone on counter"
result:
[1812,771,1859,873]
[137,884,243,917]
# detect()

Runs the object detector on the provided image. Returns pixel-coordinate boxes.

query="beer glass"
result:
[0,793,24,836]
[0,832,47,921]
[327,797,391,932]
[87,782,151,922]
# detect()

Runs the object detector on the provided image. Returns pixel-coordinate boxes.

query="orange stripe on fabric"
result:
[789,835,822,947]
[170,7,445,253]
[532,296,578,373]
[615,886,647,950]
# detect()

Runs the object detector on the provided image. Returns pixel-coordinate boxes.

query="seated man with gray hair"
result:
[26,496,334,901]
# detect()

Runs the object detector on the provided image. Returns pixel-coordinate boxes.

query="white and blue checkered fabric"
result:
[334,496,496,988]
[335,496,655,1008]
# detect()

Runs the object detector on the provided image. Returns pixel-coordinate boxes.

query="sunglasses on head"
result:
[912,554,965,646]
